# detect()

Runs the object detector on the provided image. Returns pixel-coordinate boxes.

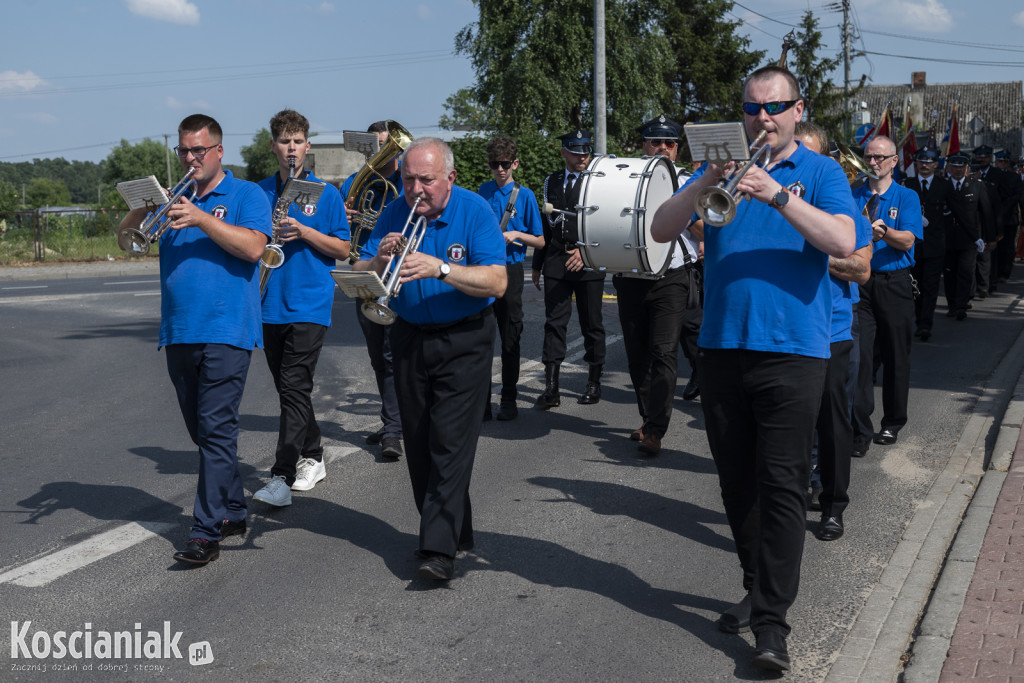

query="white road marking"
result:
[134,292,161,297]
[0,521,175,588]
[491,333,623,384]
[104,280,159,286]
[0,285,47,290]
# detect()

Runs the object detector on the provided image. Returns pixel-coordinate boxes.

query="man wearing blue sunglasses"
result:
[651,65,858,673]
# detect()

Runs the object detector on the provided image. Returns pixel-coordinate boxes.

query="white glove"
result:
[976,238,985,253]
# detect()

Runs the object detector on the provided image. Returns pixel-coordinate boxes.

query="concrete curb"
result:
[0,260,159,281]
[824,317,1024,683]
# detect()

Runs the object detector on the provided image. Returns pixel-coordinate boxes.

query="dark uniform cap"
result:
[994,149,1011,160]
[972,144,994,157]
[636,114,682,140]
[915,149,939,162]
[558,130,593,155]
[947,152,969,166]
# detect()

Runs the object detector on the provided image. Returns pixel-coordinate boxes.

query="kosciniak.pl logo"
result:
[9,621,213,666]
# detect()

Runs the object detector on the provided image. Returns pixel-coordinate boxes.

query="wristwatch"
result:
[438,262,451,280]
[770,186,790,210]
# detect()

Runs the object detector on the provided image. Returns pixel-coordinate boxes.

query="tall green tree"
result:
[0,179,19,213]
[454,0,672,149]
[25,177,71,209]
[240,128,276,182]
[790,11,850,143]
[104,138,173,187]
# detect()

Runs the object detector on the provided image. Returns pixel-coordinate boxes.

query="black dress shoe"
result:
[852,439,869,458]
[381,437,404,459]
[682,378,700,401]
[173,538,219,565]
[417,553,454,581]
[752,630,790,672]
[496,401,518,421]
[578,382,601,405]
[956,309,967,320]
[218,519,246,538]
[918,329,931,342]
[873,428,898,445]
[817,515,844,541]
[716,593,751,634]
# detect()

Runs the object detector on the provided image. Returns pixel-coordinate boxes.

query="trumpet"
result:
[119,167,198,255]
[361,197,427,325]
[259,157,294,295]
[693,130,771,227]
[347,120,413,264]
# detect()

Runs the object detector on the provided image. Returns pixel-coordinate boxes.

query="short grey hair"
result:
[402,137,454,174]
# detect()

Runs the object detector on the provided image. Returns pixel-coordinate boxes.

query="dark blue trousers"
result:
[165,343,251,542]
[355,301,402,439]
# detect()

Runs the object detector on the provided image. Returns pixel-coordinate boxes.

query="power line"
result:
[731,1,802,28]
[862,50,1024,67]
[858,28,1024,53]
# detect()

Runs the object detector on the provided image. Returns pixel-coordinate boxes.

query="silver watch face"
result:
[440,263,451,277]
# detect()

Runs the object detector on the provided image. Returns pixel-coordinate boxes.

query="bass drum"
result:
[575,155,678,276]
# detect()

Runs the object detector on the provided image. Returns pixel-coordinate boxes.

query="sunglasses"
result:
[647,139,678,148]
[741,100,799,116]
[488,160,514,170]
[864,154,897,163]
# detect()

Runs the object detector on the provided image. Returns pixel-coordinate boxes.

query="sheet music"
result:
[331,270,388,300]
[683,123,752,163]
[115,176,169,212]
[343,131,380,156]
[281,178,327,209]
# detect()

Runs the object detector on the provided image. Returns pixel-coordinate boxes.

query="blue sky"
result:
[2,0,1022,167]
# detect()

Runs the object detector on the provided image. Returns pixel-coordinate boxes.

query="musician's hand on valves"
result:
[165,195,206,231]
[275,217,305,242]
[397,251,442,284]
[565,247,585,272]
[732,164,776,203]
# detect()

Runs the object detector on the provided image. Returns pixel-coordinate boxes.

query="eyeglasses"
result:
[174,144,219,160]
[488,160,514,170]
[647,139,678,148]
[742,100,799,116]
[864,154,897,163]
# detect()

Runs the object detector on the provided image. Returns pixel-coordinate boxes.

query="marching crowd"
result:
[118,61,1023,674]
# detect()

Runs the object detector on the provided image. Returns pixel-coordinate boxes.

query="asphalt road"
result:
[1,269,1021,681]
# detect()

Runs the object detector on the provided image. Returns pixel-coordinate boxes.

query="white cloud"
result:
[316,2,335,14]
[124,0,199,26]
[859,0,952,32]
[417,4,434,20]
[1014,11,1024,28]
[0,70,48,93]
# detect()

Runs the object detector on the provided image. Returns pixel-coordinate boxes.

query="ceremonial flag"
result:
[940,100,960,157]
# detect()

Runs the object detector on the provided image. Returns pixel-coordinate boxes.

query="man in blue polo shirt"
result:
[651,66,857,672]
[851,136,923,454]
[477,134,544,421]
[251,109,350,507]
[355,138,506,582]
[119,114,272,565]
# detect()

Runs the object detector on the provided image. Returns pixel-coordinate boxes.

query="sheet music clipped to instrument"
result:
[331,271,388,301]
[115,176,170,212]
[683,123,753,163]
[281,178,327,209]
[342,131,380,156]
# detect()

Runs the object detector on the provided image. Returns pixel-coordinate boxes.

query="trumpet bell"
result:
[361,299,398,326]
[260,244,285,269]
[120,227,153,255]
[694,186,738,227]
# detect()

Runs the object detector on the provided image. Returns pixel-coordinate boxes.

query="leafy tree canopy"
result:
[240,128,277,182]
[0,179,19,213]
[25,177,72,209]
[789,11,852,143]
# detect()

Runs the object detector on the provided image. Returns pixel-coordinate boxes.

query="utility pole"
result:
[593,0,607,154]
[842,0,852,143]
[164,134,173,186]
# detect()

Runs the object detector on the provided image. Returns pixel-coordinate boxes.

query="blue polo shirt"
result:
[829,214,874,342]
[686,142,859,359]
[341,167,404,250]
[477,180,544,265]
[360,186,506,325]
[852,181,923,272]
[257,173,350,327]
[159,170,272,349]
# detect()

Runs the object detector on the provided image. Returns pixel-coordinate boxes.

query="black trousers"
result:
[541,276,606,366]
[613,268,688,438]
[816,340,854,518]
[391,308,495,558]
[997,225,1017,278]
[700,349,827,637]
[852,268,914,441]
[263,322,326,486]
[974,243,996,294]
[913,256,943,333]
[355,301,402,439]
[493,262,525,401]
[943,248,976,315]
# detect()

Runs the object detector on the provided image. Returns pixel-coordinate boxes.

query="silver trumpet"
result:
[694,130,771,227]
[259,157,294,296]
[362,197,428,326]
[119,167,198,255]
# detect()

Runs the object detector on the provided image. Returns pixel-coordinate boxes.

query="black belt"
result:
[870,266,910,279]
[405,306,492,333]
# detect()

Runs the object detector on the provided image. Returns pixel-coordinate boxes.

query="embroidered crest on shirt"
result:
[447,244,466,262]
[211,205,227,219]
[302,203,317,216]
[787,181,806,198]
[888,206,899,220]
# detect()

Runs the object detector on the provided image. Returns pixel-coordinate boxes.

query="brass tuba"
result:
[834,142,879,187]
[345,120,413,264]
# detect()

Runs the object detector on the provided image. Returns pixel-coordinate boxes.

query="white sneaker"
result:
[253,475,292,507]
[292,458,326,491]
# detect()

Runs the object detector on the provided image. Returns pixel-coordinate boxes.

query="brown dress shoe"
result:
[638,433,661,455]
[629,427,644,441]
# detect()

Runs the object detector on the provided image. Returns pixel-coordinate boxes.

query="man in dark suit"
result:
[943,153,993,319]
[970,145,1009,296]
[993,149,1023,280]
[532,130,606,407]
[903,149,950,341]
